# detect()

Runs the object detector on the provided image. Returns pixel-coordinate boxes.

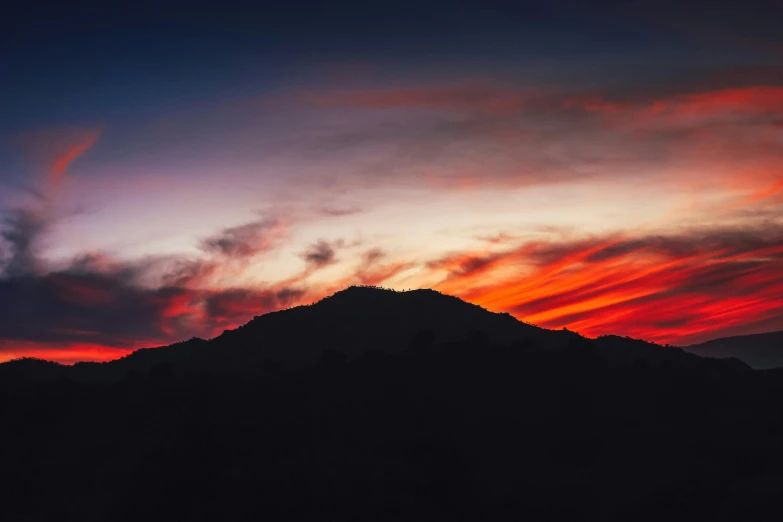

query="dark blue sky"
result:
[4,0,780,130]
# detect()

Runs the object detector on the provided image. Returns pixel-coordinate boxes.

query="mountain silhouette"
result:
[2,286,782,521]
[2,286,747,382]
[684,330,783,369]
[211,286,577,363]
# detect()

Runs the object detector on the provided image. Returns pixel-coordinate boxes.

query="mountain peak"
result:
[316,285,485,312]
[206,285,547,366]
[323,285,443,301]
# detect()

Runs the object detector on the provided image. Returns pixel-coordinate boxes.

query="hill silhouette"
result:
[684,330,783,369]
[2,286,745,380]
[1,286,782,521]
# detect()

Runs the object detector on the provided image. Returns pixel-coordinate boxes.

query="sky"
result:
[1,0,783,363]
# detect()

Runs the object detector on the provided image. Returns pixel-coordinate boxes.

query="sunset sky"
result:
[2,0,783,363]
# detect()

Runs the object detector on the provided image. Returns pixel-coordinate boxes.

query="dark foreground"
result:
[2,339,783,521]
[2,288,783,521]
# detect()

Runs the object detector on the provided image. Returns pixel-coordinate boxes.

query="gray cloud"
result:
[300,239,343,269]
[260,70,783,194]
[319,206,364,217]
[0,262,309,349]
[0,207,47,277]
[0,208,308,352]
[200,216,287,258]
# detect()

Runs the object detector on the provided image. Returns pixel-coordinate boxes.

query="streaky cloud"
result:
[431,225,783,345]
[200,215,288,258]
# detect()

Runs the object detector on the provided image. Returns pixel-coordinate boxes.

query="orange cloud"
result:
[740,179,783,206]
[432,231,783,345]
[355,261,414,287]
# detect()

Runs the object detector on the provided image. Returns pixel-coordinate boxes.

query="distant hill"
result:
[683,331,783,369]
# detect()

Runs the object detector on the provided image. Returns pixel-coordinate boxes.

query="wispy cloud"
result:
[0,206,47,276]
[430,226,783,345]
[319,205,364,217]
[200,215,288,258]
[273,75,782,197]
[304,85,532,113]
[49,130,100,183]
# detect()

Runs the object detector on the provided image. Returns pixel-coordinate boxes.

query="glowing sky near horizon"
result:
[1,0,783,363]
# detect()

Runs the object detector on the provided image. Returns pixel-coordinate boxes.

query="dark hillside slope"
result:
[213,286,572,364]
[1,333,782,521]
[57,286,561,379]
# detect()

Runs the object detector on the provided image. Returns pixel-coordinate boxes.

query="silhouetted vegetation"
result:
[1,287,782,521]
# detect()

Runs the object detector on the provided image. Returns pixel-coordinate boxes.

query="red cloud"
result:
[49,130,100,182]
[15,126,101,184]
[649,86,783,117]
[0,340,135,365]
[303,85,530,113]
[432,230,783,345]
[739,179,783,206]
[49,273,115,305]
[304,84,783,123]
[570,86,783,127]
